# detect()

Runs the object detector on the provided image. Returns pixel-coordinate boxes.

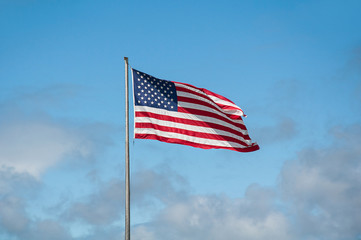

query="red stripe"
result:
[178,96,242,120]
[177,106,247,131]
[135,122,250,147]
[176,85,243,114]
[173,81,235,105]
[201,87,236,104]
[135,111,251,140]
[176,85,215,103]
[135,134,260,152]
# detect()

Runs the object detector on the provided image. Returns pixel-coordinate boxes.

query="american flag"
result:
[132,69,259,152]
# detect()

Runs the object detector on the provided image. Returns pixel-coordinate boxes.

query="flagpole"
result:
[124,57,130,240]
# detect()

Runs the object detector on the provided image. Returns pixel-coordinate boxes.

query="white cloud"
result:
[133,190,291,240]
[4,121,358,240]
[63,168,188,227]
[0,84,112,178]
[64,179,123,225]
[27,220,72,240]
[132,226,156,240]
[0,118,93,178]
[0,168,71,240]
[254,117,297,144]
[0,196,29,234]
[0,167,37,236]
[280,124,361,240]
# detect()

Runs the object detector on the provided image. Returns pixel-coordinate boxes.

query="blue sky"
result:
[1,0,361,239]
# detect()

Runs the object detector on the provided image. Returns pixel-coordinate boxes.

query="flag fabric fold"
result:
[132,68,259,152]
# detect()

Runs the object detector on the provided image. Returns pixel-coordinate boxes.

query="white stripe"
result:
[134,106,247,134]
[177,101,245,125]
[207,95,245,116]
[176,83,235,116]
[176,90,228,116]
[174,82,207,97]
[135,117,251,144]
[134,128,250,149]
[175,82,245,117]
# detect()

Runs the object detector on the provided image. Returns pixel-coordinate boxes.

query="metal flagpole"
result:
[124,57,130,240]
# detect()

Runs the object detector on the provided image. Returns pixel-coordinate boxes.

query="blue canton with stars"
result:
[133,69,178,112]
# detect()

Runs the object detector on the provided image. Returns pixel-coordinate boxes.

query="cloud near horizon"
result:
[0,124,360,240]
[0,86,114,178]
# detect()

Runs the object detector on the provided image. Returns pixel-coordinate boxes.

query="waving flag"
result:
[132,69,259,152]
